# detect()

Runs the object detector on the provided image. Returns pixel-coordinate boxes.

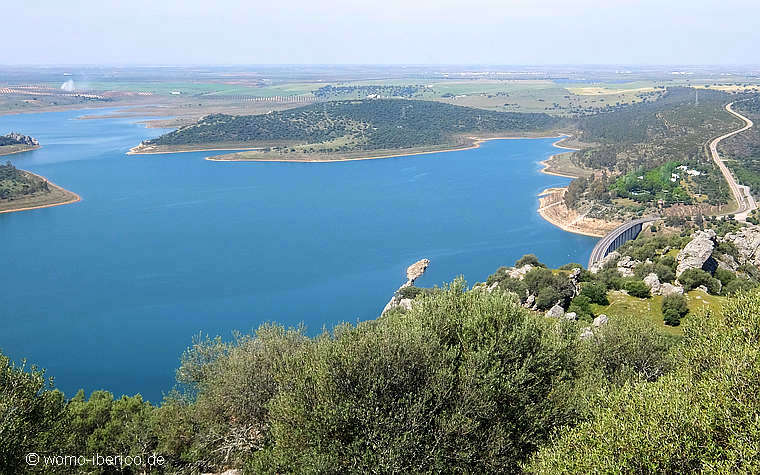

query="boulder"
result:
[524,294,535,309]
[722,225,760,267]
[676,230,716,277]
[643,273,661,294]
[696,285,709,293]
[487,281,499,292]
[546,304,565,318]
[660,283,684,296]
[564,312,577,321]
[507,264,534,280]
[568,267,583,296]
[398,298,414,311]
[580,327,594,339]
[592,314,609,327]
[616,255,638,278]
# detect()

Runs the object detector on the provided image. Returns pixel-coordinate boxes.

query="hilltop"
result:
[130,99,561,158]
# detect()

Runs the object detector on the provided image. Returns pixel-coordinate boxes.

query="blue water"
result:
[0,109,597,402]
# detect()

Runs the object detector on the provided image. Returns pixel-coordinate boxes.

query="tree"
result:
[661,294,688,326]
[0,352,66,472]
[249,281,582,473]
[624,280,651,298]
[580,282,609,305]
[515,254,545,268]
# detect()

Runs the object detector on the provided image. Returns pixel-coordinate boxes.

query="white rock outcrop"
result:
[546,304,565,318]
[660,282,684,296]
[643,273,661,294]
[676,230,716,277]
[382,259,430,314]
[592,314,609,327]
[616,255,638,278]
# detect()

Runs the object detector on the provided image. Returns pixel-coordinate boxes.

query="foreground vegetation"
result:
[5,275,760,473]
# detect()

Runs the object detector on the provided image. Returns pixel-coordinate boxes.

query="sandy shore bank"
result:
[203,134,565,163]
[0,145,41,157]
[0,171,81,215]
[535,187,619,238]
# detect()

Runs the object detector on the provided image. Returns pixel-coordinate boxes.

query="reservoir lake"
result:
[0,109,597,402]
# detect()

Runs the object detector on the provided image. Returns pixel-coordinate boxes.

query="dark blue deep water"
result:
[0,109,597,401]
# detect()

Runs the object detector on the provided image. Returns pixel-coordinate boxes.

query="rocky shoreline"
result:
[382,259,430,314]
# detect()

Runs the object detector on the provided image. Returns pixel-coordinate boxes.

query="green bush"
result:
[678,268,721,294]
[0,354,66,473]
[580,282,609,305]
[597,268,623,290]
[524,268,575,308]
[515,254,546,268]
[250,280,582,472]
[398,286,427,300]
[661,294,688,326]
[624,280,651,298]
[654,263,676,283]
[724,277,759,295]
[536,286,560,310]
[527,290,760,473]
[567,295,594,321]
[497,276,529,303]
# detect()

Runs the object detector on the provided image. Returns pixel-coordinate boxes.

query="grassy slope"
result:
[592,290,726,336]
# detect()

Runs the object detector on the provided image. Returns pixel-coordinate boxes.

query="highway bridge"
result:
[587,217,657,268]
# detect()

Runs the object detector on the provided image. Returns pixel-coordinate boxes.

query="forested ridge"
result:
[144,99,560,150]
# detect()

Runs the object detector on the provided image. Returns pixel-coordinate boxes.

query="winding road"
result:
[710,102,756,220]
[588,101,756,268]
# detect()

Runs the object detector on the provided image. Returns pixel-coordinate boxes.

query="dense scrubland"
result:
[142,99,560,154]
[0,161,49,200]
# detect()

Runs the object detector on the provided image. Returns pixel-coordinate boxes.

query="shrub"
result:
[678,268,721,294]
[654,263,675,283]
[515,254,545,268]
[527,290,760,473]
[661,294,689,326]
[568,295,594,321]
[714,268,736,287]
[497,276,528,303]
[536,286,560,310]
[252,280,582,472]
[597,268,624,290]
[0,353,67,472]
[724,277,759,295]
[398,286,427,300]
[486,266,509,285]
[580,282,609,305]
[624,280,651,298]
[524,268,575,308]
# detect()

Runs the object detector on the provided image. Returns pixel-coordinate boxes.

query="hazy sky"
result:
[5,0,759,65]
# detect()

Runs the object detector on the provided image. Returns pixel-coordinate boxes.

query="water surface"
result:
[0,109,597,401]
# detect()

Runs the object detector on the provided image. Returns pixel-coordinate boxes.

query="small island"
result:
[0,132,41,156]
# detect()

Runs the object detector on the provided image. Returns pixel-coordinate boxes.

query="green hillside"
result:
[143,99,560,152]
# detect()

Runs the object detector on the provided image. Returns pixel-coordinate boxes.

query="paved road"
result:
[710,102,755,220]
[588,101,755,268]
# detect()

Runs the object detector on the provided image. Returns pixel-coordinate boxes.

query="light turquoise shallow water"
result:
[0,109,597,401]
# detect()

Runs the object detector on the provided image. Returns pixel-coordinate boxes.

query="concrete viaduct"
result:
[587,217,658,269]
